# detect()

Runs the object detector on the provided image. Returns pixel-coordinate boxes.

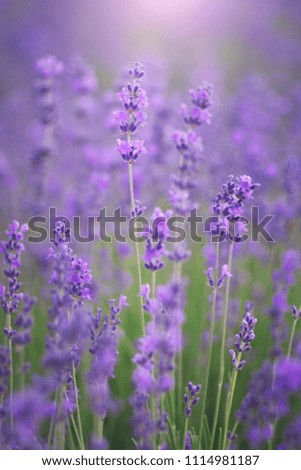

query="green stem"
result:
[128,162,145,337]
[6,314,13,432]
[222,351,242,449]
[287,318,298,360]
[72,362,85,450]
[210,241,234,449]
[47,388,59,449]
[199,241,220,447]
[151,271,156,299]
[182,417,189,450]
[227,420,239,450]
[173,262,183,427]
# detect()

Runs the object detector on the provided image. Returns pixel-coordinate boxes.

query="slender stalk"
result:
[47,388,59,449]
[210,241,234,449]
[128,162,145,336]
[6,314,13,432]
[287,318,298,360]
[151,271,156,298]
[72,362,85,450]
[173,262,183,426]
[199,241,220,447]
[227,420,239,450]
[222,351,242,449]
[19,349,25,393]
[69,413,83,449]
[182,417,189,450]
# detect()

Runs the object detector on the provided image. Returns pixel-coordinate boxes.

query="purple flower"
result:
[116,138,147,163]
[0,220,28,316]
[229,310,257,370]
[183,381,201,418]
[292,305,301,319]
[212,175,260,241]
[87,296,128,419]
[12,294,36,347]
[143,208,171,272]
[130,280,186,448]
[169,84,213,218]
[205,264,232,289]
[113,62,148,147]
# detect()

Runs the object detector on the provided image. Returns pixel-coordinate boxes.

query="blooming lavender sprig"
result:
[143,208,171,272]
[212,175,260,240]
[114,62,148,163]
[31,55,63,205]
[12,294,36,348]
[45,221,92,449]
[229,311,257,371]
[130,281,185,448]
[88,296,128,423]
[169,83,213,218]
[291,305,301,319]
[183,382,201,418]
[205,264,232,289]
[0,221,28,317]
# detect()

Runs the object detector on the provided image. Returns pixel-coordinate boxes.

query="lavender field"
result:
[0,0,301,450]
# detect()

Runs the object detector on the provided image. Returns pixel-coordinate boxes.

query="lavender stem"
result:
[128,161,145,336]
[210,241,234,449]
[287,317,298,360]
[222,351,242,449]
[199,240,220,446]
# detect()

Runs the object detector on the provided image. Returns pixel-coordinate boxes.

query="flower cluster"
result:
[169,83,213,217]
[229,310,257,370]
[0,221,28,318]
[212,175,260,240]
[35,54,64,125]
[205,264,232,289]
[12,293,36,348]
[130,280,185,448]
[183,381,201,417]
[44,220,92,387]
[181,83,213,127]
[114,62,148,163]
[291,305,301,320]
[143,207,171,272]
[88,296,128,420]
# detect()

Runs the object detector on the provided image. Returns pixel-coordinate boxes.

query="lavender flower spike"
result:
[183,381,201,418]
[230,310,257,371]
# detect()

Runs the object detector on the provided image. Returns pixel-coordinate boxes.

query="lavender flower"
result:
[291,305,301,320]
[114,62,148,163]
[143,208,171,272]
[183,382,201,418]
[169,83,213,217]
[12,294,36,348]
[87,296,128,420]
[212,175,260,240]
[229,310,257,370]
[205,264,232,289]
[0,221,28,316]
[31,55,63,205]
[130,280,186,448]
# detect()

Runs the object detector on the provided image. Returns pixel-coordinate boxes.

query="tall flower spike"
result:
[114,62,148,163]
[183,381,201,418]
[31,55,64,206]
[212,175,260,241]
[229,310,257,371]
